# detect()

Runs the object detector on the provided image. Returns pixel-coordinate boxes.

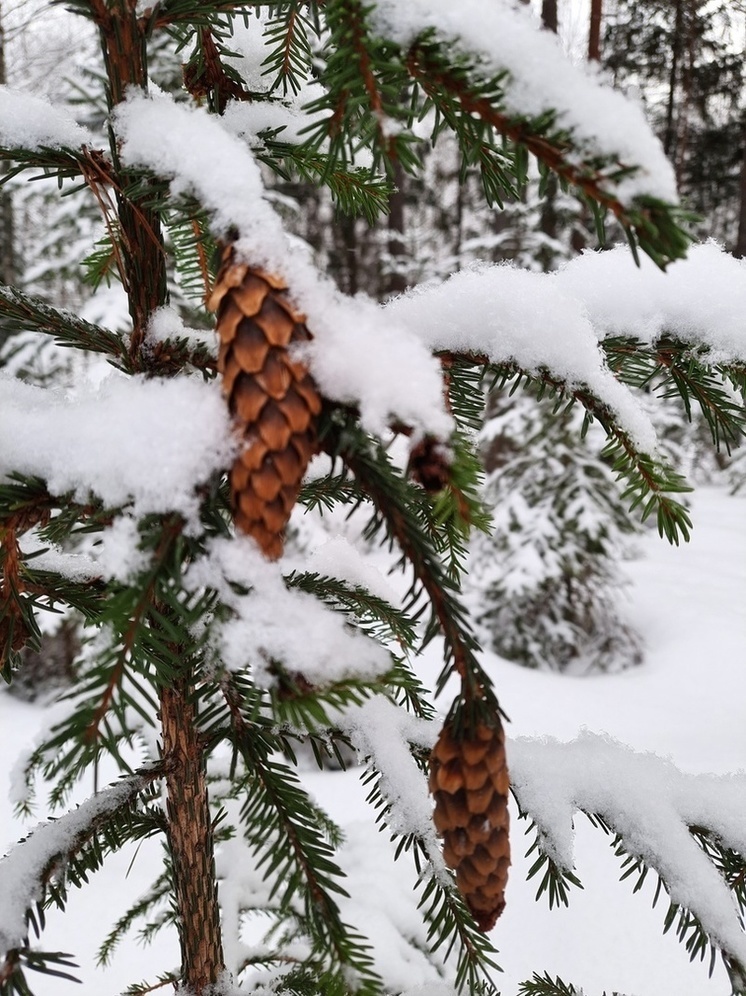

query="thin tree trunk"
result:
[541,0,558,34]
[735,123,746,258]
[664,0,685,159]
[94,0,167,359]
[0,1,16,288]
[538,0,559,270]
[384,159,408,296]
[161,682,225,992]
[588,0,603,62]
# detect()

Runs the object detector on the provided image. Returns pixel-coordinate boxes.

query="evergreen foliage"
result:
[0,3,745,996]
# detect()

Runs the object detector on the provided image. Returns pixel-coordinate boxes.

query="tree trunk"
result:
[538,0,559,270]
[735,123,746,258]
[95,0,167,359]
[664,0,685,160]
[0,1,17,289]
[588,0,603,62]
[541,0,558,33]
[161,681,225,992]
[384,159,408,296]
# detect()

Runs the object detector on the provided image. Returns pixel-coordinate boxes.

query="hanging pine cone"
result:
[429,716,510,931]
[209,249,322,560]
[407,434,452,494]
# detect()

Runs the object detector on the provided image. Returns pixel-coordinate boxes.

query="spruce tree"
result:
[1,4,746,996]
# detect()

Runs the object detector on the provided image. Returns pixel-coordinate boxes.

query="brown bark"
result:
[0,1,16,289]
[384,159,408,296]
[735,123,746,259]
[160,682,224,993]
[538,0,558,270]
[588,0,603,62]
[93,0,167,360]
[541,0,558,34]
[664,0,685,160]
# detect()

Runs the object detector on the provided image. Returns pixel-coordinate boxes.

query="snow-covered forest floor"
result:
[1,485,744,996]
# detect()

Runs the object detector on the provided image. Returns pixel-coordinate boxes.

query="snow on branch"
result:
[510,732,746,968]
[0,374,234,524]
[184,537,392,685]
[0,774,147,956]
[342,696,441,853]
[385,264,658,453]
[556,243,746,363]
[113,92,451,440]
[370,0,676,206]
[0,86,92,151]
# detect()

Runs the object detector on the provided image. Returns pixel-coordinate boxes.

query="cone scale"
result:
[209,249,321,560]
[429,715,510,931]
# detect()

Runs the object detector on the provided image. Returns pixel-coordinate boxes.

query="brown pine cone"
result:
[429,717,510,931]
[209,249,322,560]
[407,435,451,493]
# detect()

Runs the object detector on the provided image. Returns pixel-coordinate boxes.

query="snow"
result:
[0,85,91,149]
[114,92,452,440]
[510,732,746,965]
[0,775,143,954]
[556,242,746,362]
[146,306,216,355]
[342,697,441,851]
[302,536,401,605]
[1,488,744,996]
[184,537,392,687]
[369,0,677,204]
[0,373,235,526]
[386,263,658,452]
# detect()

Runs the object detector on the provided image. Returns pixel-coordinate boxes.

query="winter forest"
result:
[0,0,745,995]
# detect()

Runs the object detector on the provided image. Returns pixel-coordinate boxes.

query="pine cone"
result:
[209,250,322,560]
[407,435,451,493]
[429,717,510,931]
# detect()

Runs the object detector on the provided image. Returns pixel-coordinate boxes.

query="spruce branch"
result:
[320,411,500,712]
[443,351,694,544]
[0,284,127,363]
[259,139,392,223]
[261,1,320,96]
[284,570,417,647]
[0,771,163,996]
[585,813,746,995]
[301,0,420,172]
[219,679,382,992]
[405,39,694,268]
[0,144,99,186]
[603,335,746,453]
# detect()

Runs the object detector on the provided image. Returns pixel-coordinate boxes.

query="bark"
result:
[588,0,603,62]
[0,2,16,288]
[384,159,408,295]
[735,123,746,259]
[161,681,225,992]
[538,0,558,270]
[541,0,558,34]
[93,0,167,360]
[664,0,685,160]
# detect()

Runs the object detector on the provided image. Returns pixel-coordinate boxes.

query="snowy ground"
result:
[1,486,744,996]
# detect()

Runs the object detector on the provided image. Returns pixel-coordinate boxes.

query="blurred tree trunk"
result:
[384,159,408,295]
[589,0,603,62]
[537,0,558,270]
[0,2,16,289]
[541,0,558,34]
[735,123,746,258]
